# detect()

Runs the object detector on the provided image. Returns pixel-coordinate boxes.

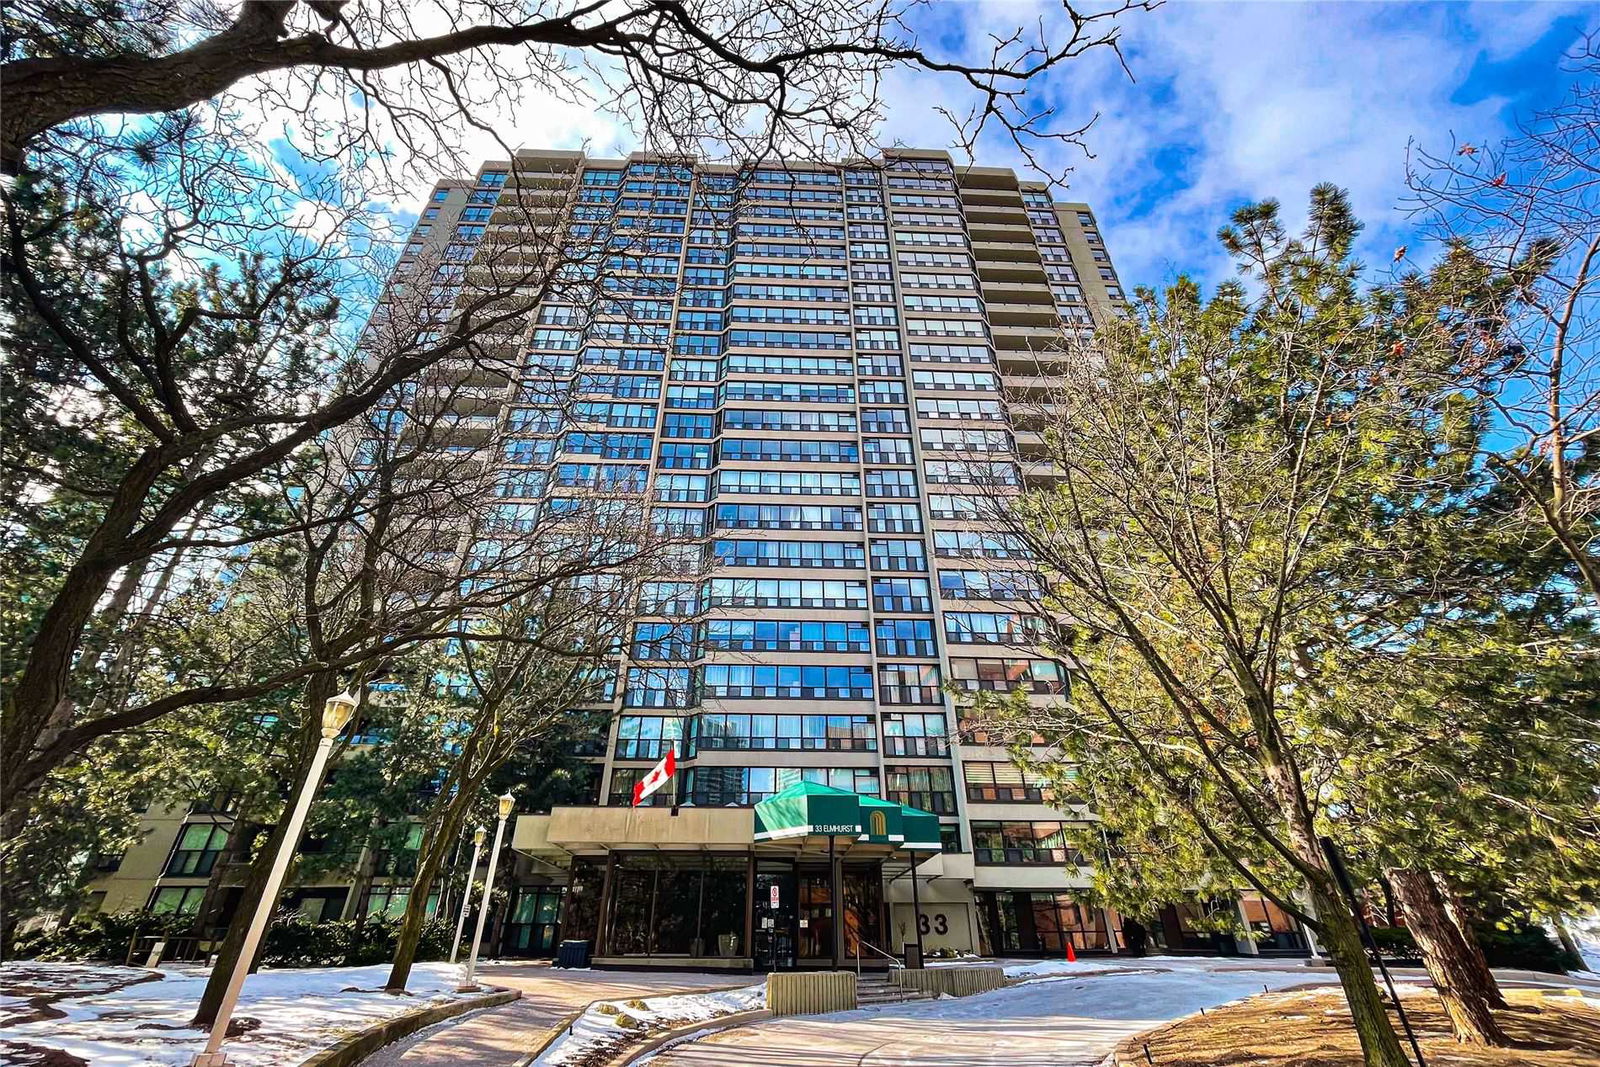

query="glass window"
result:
[147,886,206,915]
[885,765,957,814]
[970,821,1087,866]
[166,824,228,876]
[625,667,695,708]
[882,712,949,756]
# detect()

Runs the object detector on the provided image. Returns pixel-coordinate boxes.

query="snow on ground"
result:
[532,983,765,1066]
[850,960,1349,1030]
[0,961,477,1066]
[1001,953,1256,982]
[645,961,1382,1067]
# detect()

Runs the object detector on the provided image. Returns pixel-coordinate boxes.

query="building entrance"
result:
[752,859,884,969]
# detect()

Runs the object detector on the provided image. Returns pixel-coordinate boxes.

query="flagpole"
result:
[669,721,682,817]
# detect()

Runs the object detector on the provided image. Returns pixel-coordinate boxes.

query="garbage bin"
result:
[903,942,923,970]
[555,939,592,968]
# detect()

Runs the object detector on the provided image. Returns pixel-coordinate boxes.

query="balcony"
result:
[986,303,1061,328]
[970,240,1042,265]
[975,258,1048,286]
[962,203,1029,225]
[955,166,1022,192]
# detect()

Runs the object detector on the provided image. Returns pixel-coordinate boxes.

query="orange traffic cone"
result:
[1066,942,1077,962]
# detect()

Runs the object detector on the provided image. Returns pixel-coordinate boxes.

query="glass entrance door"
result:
[753,867,796,971]
[797,870,834,961]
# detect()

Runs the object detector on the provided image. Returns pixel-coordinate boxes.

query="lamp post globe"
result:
[321,689,361,737]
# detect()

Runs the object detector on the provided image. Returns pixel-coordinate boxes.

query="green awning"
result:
[753,782,941,854]
[899,804,943,852]
[754,781,862,841]
[858,795,904,844]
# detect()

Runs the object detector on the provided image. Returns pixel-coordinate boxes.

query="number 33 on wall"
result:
[917,912,949,936]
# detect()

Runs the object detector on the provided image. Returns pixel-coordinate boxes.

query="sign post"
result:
[908,848,925,968]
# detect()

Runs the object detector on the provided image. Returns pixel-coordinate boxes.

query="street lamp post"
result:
[449,826,487,965]
[191,689,360,1067]
[459,793,514,992]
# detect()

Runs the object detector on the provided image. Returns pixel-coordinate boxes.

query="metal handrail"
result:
[853,936,905,977]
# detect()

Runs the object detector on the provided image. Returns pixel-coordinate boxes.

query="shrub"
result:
[1476,923,1578,974]
[1363,923,1578,974]
[1367,926,1418,959]
[262,912,454,967]
[13,908,454,969]
[11,911,194,962]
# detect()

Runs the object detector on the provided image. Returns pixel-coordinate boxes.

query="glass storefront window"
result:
[602,854,747,957]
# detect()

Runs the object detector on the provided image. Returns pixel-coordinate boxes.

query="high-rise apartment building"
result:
[83,148,1308,969]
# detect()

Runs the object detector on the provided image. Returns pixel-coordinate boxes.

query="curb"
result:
[299,986,520,1067]
[516,981,762,1067]
[611,1008,773,1066]
[517,1005,588,1066]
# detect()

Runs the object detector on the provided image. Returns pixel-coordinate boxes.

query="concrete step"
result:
[856,974,937,1005]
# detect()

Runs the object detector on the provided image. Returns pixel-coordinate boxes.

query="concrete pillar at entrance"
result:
[743,853,755,961]
[829,839,843,969]
[594,853,617,957]
[1297,891,1325,957]
[1234,899,1261,955]
[1102,907,1121,953]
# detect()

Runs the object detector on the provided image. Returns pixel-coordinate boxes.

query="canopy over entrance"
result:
[753,782,942,855]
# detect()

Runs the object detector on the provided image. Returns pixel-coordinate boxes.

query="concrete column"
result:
[1102,907,1121,952]
[829,837,843,969]
[1234,899,1260,956]
[743,853,755,961]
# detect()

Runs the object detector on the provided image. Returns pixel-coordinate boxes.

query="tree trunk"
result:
[1433,875,1506,1009]
[385,798,470,991]
[2,449,173,814]
[1389,868,1508,1046]
[191,678,333,1027]
[1253,751,1409,1067]
[188,816,257,941]
[1307,872,1414,1067]
[1551,915,1589,971]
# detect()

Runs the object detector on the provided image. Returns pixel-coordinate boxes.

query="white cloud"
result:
[877,0,1595,290]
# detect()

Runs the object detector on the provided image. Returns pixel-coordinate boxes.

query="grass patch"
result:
[1114,987,1599,1066]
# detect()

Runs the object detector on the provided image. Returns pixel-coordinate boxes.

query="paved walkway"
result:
[646,960,1600,1067]
[361,962,748,1066]
[362,958,1600,1067]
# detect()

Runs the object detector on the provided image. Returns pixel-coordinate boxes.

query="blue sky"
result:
[872,1,1596,289]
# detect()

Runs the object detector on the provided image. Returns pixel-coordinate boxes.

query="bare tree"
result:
[0,166,595,817]
[1404,39,1600,602]
[1,1,1154,178]
[381,573,641,991]
[175,356,689,1022]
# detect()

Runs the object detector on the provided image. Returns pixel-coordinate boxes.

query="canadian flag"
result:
[632,749,676,807]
